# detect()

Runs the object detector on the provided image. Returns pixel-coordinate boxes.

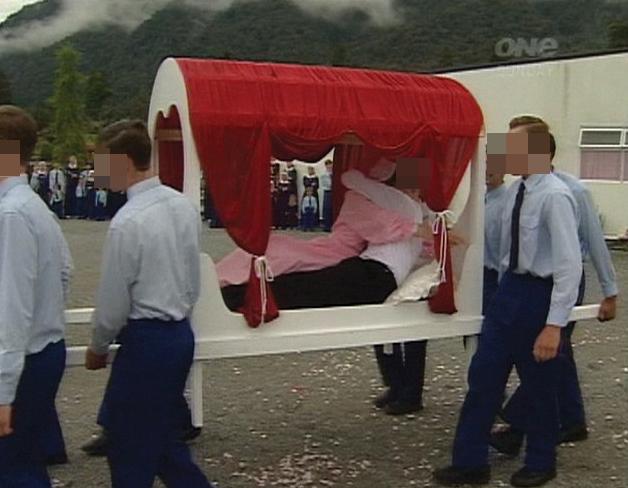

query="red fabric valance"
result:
[175,58,483,326]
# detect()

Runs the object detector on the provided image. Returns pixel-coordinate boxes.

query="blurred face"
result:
[487,126,551,177]
[0,140,22,178]
[308,167,315,176]
[486,170,504,190]
[401,188,421,201]
[94,146,131,192]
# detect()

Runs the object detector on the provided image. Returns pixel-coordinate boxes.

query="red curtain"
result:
[155,109,184,192]
[331,145,383,222]
[176,59,483,325]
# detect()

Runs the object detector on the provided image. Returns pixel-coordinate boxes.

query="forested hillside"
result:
[1,0,627,122]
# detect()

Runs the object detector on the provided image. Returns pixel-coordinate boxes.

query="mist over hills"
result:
[1,0,626,121]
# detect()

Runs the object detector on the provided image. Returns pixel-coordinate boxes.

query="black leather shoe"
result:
[384,399,423,416]
[46,452,69,466]
[558,423,588,444]
[490,428,524,457]
[433,465,491,486]
[373,389,396,409]
[179,426,202,442]
[81,431,109,457]
[510,467,556,487]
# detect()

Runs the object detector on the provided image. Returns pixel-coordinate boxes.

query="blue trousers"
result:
[100,319,212,488]
[482,267,499,315]
[97,387,194,434]
[0,341,66,488]
[453,272,559,471]
[50,201,64,220]
[503,272,587,432]
[374,341,427,404]
[301,208,317,231]
[322,190,333,231]
[86,189,95,219]
[94,203,107,221]
[76,197,86,218]
[42,408,66,461]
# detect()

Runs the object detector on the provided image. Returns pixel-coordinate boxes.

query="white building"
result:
[445,50,628,236]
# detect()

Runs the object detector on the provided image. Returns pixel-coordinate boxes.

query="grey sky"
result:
[0,0,398,53]
[0,0,40,22]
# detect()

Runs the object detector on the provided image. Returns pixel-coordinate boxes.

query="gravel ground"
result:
[50,220,627,488]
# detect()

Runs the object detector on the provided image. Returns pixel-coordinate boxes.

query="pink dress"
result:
[217,191,418,286]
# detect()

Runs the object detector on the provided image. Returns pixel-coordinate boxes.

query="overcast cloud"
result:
[0,0,398,54]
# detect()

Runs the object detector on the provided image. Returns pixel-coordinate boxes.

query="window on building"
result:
[580,128,627,181]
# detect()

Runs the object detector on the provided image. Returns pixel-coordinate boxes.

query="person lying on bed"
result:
[221,162,462,415]
[217,159,429,288]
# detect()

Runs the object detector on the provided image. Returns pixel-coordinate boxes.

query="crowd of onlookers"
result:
[203,158,334,231]
[28,156,126,221]
[270,158,334,231]
[32,155,334,230]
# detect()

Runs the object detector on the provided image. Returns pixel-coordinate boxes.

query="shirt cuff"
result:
[601,282,619,298]
[546,308,569,328]
[0,351,22,405]
[89,327,113,356]
[0,384,17,405]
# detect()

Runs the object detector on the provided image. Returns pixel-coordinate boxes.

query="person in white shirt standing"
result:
[48,163,66,220]
[0,105,72,487]
[84,120,213,488]
[320,159,333,231]
[483,169,508,312]
[434,119,582,488]
[490,124,619,456]
[301,186,318,231]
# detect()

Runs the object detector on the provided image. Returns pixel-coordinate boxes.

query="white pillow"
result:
[385,260,441,305]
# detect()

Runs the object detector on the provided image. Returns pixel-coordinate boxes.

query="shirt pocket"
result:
[518,214,541,265]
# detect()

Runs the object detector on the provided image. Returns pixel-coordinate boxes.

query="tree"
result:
[330,43,348,66]
[85,71,112,121]
[0,70,11,104]
[50,45,87,164]
[608,21,628,49]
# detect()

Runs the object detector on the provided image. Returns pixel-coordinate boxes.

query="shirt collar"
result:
[486,183,507,201]
[0,174,28,201]
[521,173,547,191]
[127,176,161,201]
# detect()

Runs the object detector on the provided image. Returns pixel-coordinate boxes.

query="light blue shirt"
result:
[553,170,618,298]
[320,172,332,192]
[302,195,318,213]
[484,183,508,272]
[499,173,582,327]
[0,175,72,404]
[90,177,202,355]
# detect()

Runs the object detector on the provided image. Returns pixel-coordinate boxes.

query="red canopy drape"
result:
[156,108,184,192]
[176,58,483,326]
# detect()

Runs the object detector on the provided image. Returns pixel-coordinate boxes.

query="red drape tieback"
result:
[428,210,457,314]
[431,210,455,284]
[241,256,279,327]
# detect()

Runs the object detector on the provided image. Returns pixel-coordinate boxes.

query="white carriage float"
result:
[65,58,599,427]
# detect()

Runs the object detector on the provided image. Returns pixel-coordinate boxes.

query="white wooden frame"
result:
[62,58,601,428]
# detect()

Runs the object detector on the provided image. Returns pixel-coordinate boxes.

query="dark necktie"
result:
[509,182,526,271]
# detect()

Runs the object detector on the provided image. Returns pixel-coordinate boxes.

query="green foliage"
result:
[50,45,86,164]
[609,21,628,49]
[1,0,627,121]
[0,69,11,104]
[85,71,112,122]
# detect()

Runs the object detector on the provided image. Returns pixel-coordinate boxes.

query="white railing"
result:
[64,303,600,428]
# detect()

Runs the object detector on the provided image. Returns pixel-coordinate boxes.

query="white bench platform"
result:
[64,253,600,428]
